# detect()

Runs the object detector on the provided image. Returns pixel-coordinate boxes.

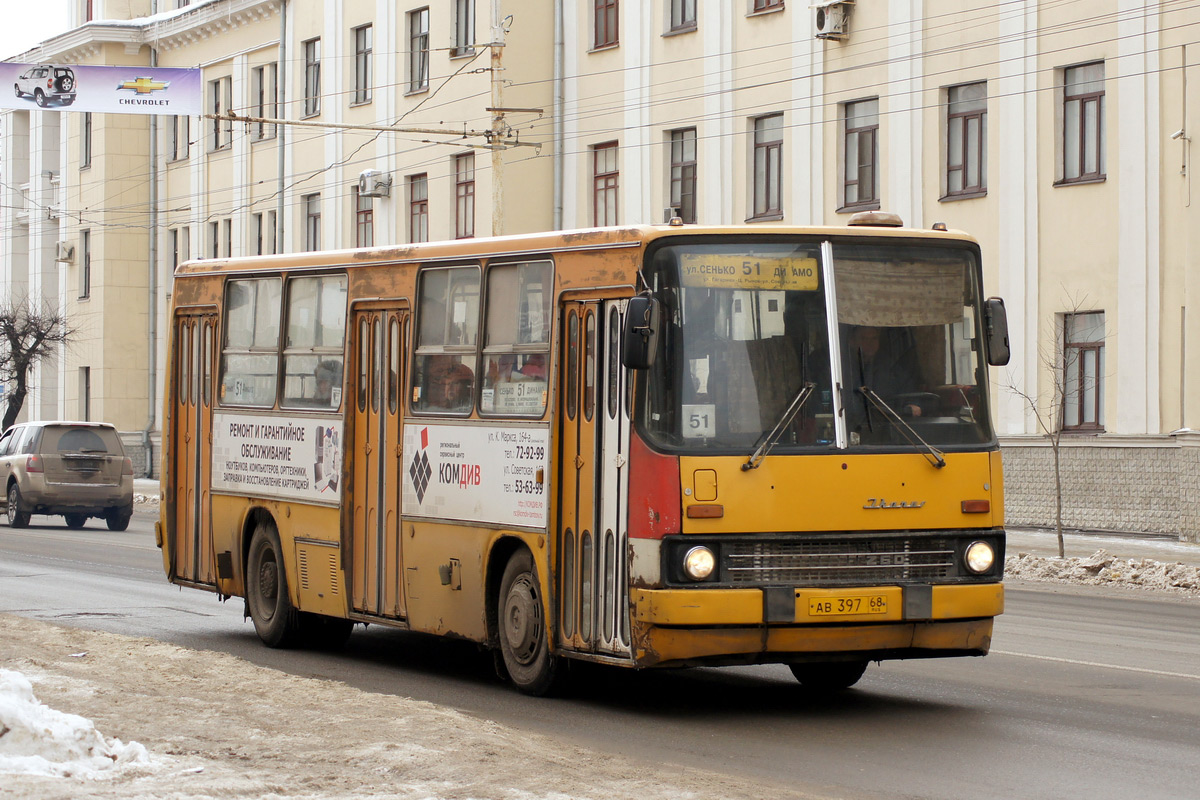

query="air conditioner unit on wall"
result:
[814,1,853,40]
[358,169,393,198]
[55,241,75,263]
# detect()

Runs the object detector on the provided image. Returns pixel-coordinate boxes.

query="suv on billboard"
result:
[0,421,134,531]
[13,65,77,107]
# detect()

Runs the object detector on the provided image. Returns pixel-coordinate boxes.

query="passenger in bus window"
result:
[314,360,342,407]
[426,356,474,411]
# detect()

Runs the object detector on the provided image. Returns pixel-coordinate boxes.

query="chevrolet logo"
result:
[117,77,171,94]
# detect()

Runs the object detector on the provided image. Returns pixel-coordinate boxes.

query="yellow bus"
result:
[159,212,1010,695]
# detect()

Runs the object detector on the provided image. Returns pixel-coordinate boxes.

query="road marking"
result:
[992,650,1200,681]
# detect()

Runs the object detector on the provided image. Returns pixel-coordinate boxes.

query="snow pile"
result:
[1006,549,1200,596]
[0,668,152,779]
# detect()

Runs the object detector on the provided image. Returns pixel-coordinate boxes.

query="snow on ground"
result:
[1005,549,1200,597]
[0,669,153,780]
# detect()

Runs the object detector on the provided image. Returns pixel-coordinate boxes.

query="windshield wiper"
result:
[743,382,816,471]
[858,386,946,468]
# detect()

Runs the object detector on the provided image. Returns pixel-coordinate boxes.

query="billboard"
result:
[0,62,201,115]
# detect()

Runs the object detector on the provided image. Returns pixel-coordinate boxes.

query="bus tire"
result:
[246,522,301,648]
[498,549,559,696]
[789,660,869,691]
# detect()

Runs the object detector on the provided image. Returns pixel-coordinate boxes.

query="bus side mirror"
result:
[984,297,1010,366]
[622,295,661,370]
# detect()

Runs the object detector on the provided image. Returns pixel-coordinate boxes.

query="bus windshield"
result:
[640,238,994,453]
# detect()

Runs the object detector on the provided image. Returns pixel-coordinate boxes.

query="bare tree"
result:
[1004,297,1102,558]
[0,296,77,432]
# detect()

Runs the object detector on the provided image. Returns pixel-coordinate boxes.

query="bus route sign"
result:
[679,254,819,291]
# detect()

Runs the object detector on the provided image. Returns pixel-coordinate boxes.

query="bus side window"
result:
[219,278,282,407]
[480,260,552,417]
[281,274,347,410]
[413,265,480,414]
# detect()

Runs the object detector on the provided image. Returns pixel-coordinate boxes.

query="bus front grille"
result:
[723,537,957,585]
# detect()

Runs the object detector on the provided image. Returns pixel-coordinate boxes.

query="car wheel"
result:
[789,660,869,692]
[105,505,132,531]
[14,84,22,98]
[497,549,560,696]
[6,484,31,528]
[64,513,88,529]
[34,89,47,107]
[246,521,302,648]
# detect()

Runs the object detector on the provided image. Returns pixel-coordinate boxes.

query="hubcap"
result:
[257,557,279,619]
[503,576,542,666]
[7,489,17,523]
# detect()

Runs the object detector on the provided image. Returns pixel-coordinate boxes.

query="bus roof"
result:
[173,222,979,277]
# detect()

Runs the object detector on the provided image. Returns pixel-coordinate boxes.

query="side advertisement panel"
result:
[212,413,342,505]
[402,423,550,528]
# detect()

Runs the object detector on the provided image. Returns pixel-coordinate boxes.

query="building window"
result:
[304,38,321,116]
[455,154,475,239]
[668,128,696,223]
[453,0,475,56]
[81,112,92,168]
[253,211,276,255]
[752,0,783,11]
[79,367,91,421]
[595,0,619,48]
[170,115,191,159]
[208,77,232,150]
[946,82,986,197]
[843,98,878,209]
[409,173,429,243]
[592,142,619,226]
[1063,311,1105,431]
[208,219,231,258]
[669,0,696,31]
[353,25,372,104]
[751,114,782,219]
[1062,62,1105,183]
[354,186,374,247]
[304,193,321,251]
[252,63,278,139]
[80,229,91,299]
[409,9,430,93]
[169,226,191,269]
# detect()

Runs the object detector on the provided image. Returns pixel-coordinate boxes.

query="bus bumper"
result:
[630,583,1002,667]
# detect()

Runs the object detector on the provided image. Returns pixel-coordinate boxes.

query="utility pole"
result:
[490,1,506,236]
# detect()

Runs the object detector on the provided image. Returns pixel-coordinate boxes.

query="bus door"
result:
[171,311,217,585]
[349,306,408,619]
[558,300,632,657]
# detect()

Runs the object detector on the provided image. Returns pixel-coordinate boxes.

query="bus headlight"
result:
[683,546,716,581]
[964,541,995,574]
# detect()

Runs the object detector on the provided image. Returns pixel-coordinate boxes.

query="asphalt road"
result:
[2,508,1198,799]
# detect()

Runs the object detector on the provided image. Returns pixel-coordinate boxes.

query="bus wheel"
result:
[498,549,559,696]
[789,660,869,691]
[246,522,301,648]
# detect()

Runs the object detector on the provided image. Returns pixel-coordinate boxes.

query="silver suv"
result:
[0,422,134,531]
[13,65,77,107]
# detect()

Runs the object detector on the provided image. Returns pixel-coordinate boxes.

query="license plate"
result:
[808,595,888,616]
